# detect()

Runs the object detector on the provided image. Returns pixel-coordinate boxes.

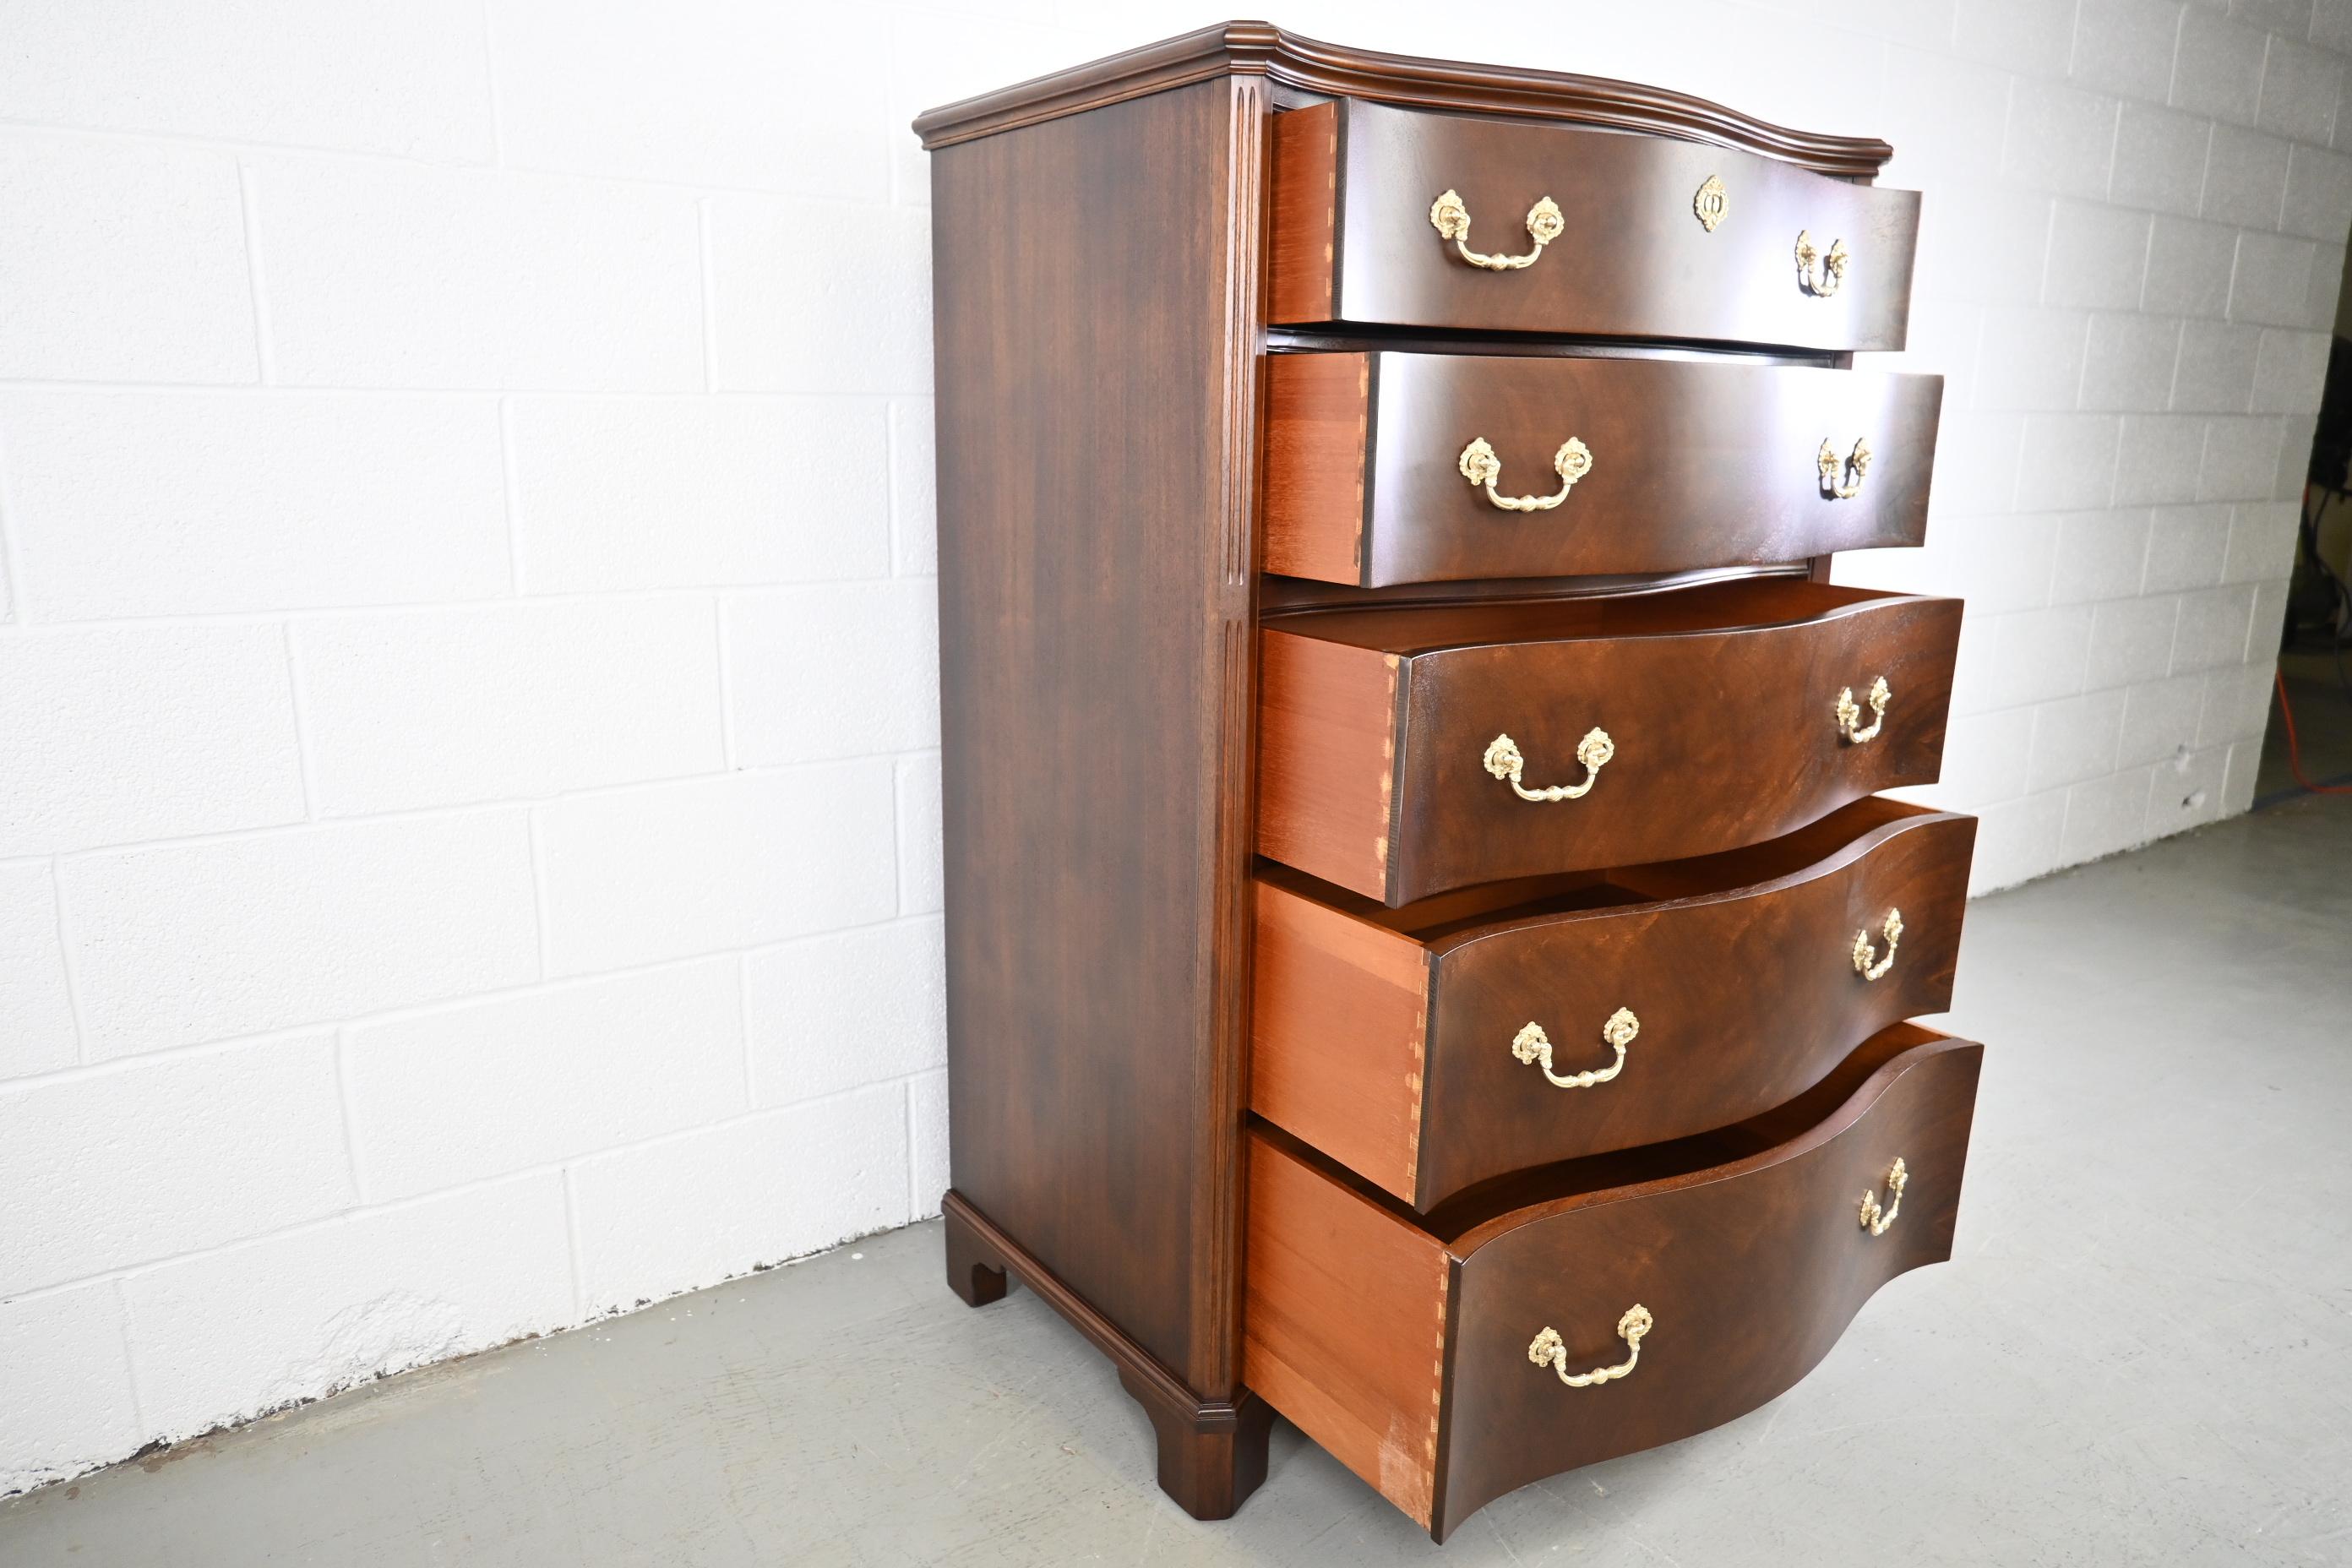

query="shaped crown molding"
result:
[911,20,1893,180]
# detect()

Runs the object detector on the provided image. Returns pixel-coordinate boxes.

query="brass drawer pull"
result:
[1795,229,1849,296]
[1818,436,1872,498]
[1851,907,1903,981]
[1859,1157,1908,1235]
[1458,435,1594,512]
[1529,1305,1652,1388]
[1429,188,1565,271]
[1511,1008,1639,1089]
[1835,676,1891,743]
[1484,729,1614,802]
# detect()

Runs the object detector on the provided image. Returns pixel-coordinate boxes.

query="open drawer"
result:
[1255,578,1961,905]
[1263,350,1941,587]
[1244,1025,1982,1539]
[1251,798,1974,1208]
[1268,98,1920,349]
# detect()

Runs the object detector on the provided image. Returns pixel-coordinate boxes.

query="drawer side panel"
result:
[1256,629,1400,899]
[1269,101,1340,325]
[1263,351,1373,584]
[1250,879,1431,1200]
[1244,1130,1451,1527]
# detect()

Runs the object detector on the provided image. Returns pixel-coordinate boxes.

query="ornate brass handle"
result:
[1511,1008,1639,1089]
[1529,1306,1652,1388]
[1859,1157,1908,1235]
[1484,729,1614,802]
[1795,229,1849,296]
[1458,436,1594,512]
[1429,188,1565,270]
[1851,907,1903,981]
[1818,437,1872,499]
[1835,676,1891,743]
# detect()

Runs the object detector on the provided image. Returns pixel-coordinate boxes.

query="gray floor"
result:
[6,798,2350,1566]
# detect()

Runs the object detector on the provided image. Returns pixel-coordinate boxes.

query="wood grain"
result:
[944,1192,1273,1519]
[1260,562,1813,616]
[912,21,1895,179]
[1268,102,1339,326]
[1262,351,1944,587]
[1250,798,1975,1207]
[1434,1028,1980,1538]
[1413,803,1971,1203]
[928,76,1266,1467]
[1250,878,1432,1199]
[1291,99,1919,350]
[1255,626,1398,901]
[1244,1028,1983,1540]
[1261,350,1369,581]
[922,25,1969,1538]
[1254,580,1963,903]
[1242,1129,1452,1529]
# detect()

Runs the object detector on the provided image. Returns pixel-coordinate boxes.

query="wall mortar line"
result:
[235,161,276,384]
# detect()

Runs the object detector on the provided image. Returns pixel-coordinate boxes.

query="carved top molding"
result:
[911,20,1895,180]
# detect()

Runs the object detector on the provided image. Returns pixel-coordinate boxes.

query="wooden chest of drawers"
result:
[918,23,1980,1542]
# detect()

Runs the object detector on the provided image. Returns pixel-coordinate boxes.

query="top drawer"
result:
[1271,100,1920,351]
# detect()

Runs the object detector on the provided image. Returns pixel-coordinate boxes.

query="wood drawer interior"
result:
[1259,792,1942,941]
[1264,573,1886,652]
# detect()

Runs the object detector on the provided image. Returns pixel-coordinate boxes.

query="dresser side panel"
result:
[930,78,1260,1392]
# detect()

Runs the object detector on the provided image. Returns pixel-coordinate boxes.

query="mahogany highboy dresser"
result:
[917,24,1980,1540]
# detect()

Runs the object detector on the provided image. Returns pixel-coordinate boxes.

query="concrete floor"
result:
[5,797,2350,1565]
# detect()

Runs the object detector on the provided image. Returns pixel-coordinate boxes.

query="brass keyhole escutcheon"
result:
[1693,174,1728,232]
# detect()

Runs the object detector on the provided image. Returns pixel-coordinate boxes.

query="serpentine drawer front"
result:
[1270,98,1921,348]
[921,23,1974,1538]
[1256,579,1962,905]
[1244,1026,1982,1541]
[1251,798,1975,1209]
[1264,351,1944,586]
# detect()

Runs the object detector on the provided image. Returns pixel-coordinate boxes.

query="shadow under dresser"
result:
[915,21,1979,1542]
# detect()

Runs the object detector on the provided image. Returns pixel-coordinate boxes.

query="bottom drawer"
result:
[1244,1024,1982,1540]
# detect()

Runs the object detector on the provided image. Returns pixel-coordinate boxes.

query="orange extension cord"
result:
[2273,668,2352,794]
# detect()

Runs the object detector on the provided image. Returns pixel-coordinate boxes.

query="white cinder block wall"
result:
[0,0,2342,1495]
